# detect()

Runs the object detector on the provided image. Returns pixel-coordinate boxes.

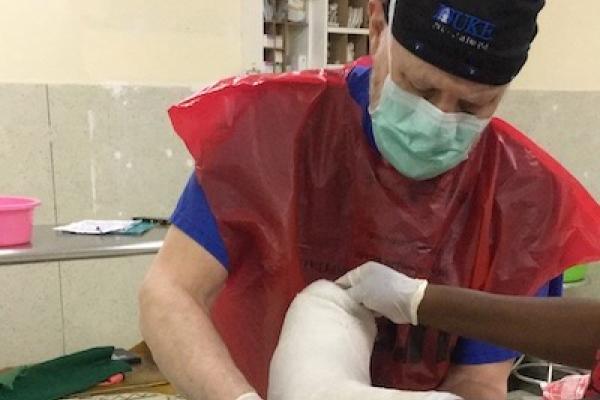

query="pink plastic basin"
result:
[0,196,41,247]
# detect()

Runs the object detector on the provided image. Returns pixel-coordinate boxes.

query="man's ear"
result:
[369,0,387,55]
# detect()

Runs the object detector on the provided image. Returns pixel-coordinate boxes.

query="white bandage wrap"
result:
[268,280,462,400]
[410,279,429,326]
[235,393,262,400]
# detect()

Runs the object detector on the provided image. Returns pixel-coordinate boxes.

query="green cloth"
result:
[0,347,131,400]
[0,367,27,390]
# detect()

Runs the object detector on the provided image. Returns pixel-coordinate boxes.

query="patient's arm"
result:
[420,285,600,369]
[268,280,461,400]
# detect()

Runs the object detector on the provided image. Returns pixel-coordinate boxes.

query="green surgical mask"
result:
[370,76,490,180]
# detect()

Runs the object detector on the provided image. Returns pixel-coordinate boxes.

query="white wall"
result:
[0,0,253,85]
[1,1,599,90]
[513,0,600,91]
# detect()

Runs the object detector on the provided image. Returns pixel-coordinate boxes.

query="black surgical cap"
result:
[384,0,545,85]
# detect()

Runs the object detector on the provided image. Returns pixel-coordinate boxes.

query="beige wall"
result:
[513,0,600,91]
[0,0,245,86]
[1,1,598,90]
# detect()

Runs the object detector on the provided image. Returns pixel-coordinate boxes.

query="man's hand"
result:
[336,261,428,325]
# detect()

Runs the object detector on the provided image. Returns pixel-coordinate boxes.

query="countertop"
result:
[0,225,167,266]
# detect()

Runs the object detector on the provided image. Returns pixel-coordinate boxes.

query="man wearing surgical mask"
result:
[370,1,504,180]
[139,1,600,400]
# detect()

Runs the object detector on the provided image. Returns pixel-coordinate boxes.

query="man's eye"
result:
[410,83,436,99]
[420,89,437,100]
[458,100,478,114]
[410,81,431,92]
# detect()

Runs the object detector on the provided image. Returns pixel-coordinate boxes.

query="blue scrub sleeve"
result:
[170,173,230,269]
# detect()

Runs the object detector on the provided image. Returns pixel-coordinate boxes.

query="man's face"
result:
[368,0,507,119]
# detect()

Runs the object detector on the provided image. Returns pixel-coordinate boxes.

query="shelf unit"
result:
[245,0,369,73]
[309,0,370,67]
[263,20,287,73]
[262,0,311,73]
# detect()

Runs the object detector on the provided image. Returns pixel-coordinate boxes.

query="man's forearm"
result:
[439,362,513,400]
[440,379,506,400]
[420,285,600,369]
[139,279,254,400]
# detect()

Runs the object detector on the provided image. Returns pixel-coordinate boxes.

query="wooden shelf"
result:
[327,27,369,35]
[264,20,307,27]
[287,21,308,27]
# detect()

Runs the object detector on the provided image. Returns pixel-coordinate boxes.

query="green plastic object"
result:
[564,264,588,283]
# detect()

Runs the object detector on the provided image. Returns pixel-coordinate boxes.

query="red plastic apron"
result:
[589,351,600,398]
[169,65,600,396]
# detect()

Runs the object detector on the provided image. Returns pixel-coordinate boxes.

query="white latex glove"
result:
[235,393,262,400]
[268,280,461,400]
[337,261,428,325]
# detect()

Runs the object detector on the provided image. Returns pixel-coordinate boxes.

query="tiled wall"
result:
[0,84,193,367]
[1,85,599,368]
[496,91,600,200]
[495,91,600,301]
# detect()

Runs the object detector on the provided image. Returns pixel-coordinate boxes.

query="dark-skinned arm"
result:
[420,284,600,369]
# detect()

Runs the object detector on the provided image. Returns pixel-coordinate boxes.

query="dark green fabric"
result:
[0,347,131,400]
[0,367,27,390]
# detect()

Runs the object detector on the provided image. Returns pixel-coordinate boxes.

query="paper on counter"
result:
[54,220,139,235]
